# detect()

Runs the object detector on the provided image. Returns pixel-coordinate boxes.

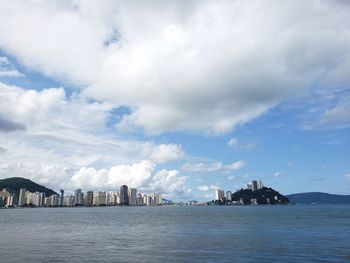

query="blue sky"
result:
[0,1,349,200]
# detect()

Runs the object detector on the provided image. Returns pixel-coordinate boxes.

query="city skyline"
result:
[0,1,349,201]
[1,184,163,208]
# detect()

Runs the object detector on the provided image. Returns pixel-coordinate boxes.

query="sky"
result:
[0,0,349,200]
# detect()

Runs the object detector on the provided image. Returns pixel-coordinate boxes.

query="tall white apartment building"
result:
[215,189,225,201]
[18,188,26,207]
[128,188,137,206]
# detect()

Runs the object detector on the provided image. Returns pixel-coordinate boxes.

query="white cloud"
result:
[273,171,284,177]
[143,143,183,164]
[228,138,238,149]
[344,173,350,178]
[0,70,24,77]
[0,1,349,134]
[0,83,183,164]
[0,160,189,199]
[0,83,189,197]
[182,160,245,172]
[227,160,246,170]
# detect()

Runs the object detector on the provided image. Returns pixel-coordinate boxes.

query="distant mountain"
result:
[0,177,57,197]
[287,192,350,204]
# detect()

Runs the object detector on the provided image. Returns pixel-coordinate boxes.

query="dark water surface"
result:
[1,205,349,262]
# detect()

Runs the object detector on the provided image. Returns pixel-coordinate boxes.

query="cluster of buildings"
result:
[1,185,163,208]
[214,180,264,205]
[0,189,14,207]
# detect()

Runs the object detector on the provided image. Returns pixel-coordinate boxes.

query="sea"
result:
[0,205,349,263]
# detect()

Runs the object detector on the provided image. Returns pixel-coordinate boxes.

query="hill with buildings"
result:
[230,187,289,205]
[212,180,289,205]
[286,192,350,204]
[0,177,57,197]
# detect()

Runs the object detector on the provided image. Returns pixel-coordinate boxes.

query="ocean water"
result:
[0,205,349,263]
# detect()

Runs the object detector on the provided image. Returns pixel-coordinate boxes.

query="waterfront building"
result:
[33,192,45,207]
[251,198,258,205]
[49,194,59,206]
[85,191,93,206]
[115,192,120,205]
[74,189,83,206]
[59,189,64,207]
[63,195,74,206]
[26,191,35,205]
[137,193,143,206]
[93,191,107,206]
[258,180,263,190]
[18,188,26,207]
[44,197,50,206]
[107,192,117,206]
[128,188,137,206]
[226,191,232,201]
[120,185,129,205]
[0,189,14,207]
[154,193,162,205]
[143,194,151,206]
[215,189,225,201]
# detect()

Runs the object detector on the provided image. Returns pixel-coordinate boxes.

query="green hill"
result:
[231,187,289,205]
[0,177,57,197]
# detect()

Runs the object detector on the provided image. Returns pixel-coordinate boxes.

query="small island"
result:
[210,180,289,205]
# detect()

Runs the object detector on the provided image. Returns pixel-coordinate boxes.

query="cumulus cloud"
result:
[142,143,183,164]
[0,160,189,198]
[182,160,245,172]
[0,1,349,134]
[0,83,184,165]
[70,161,191,199]
[344,173,350,178]
[0,82,189,197]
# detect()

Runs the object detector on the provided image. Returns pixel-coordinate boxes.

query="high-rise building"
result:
[258,180,263,190]
[137,193,143,206]
[49,194,59,206]
[86,191,93,206]
[74,189,83,206]
[93,191,107,206]
[251,180,258,191]
[116,192,120,205]
[128,188,137,206]
[26,191,34,205]
[226,191,232,201]
[18,188,26,207]
[154,193,162,205]
[215,189,225,201]
[120,185,129,205]
[63,195,74,206]
[0,189,13,207]
[59,189,64,207]
[44,197,50,206]
[33,192,45,207]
